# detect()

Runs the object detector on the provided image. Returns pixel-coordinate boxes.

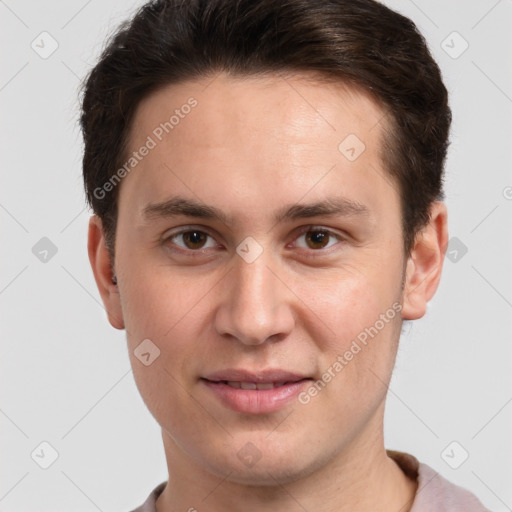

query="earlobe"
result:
[401,201,449,320]
[87,215,125,330]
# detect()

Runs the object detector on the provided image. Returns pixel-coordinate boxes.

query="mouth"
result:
[203,379,308,390]
[200,370,313,414]
[202,368,311,383]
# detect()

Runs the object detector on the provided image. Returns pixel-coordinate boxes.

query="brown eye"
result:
[166,229,217,252]
[293,227,344,252]
[304,230,330,249]
[181,230,208,249]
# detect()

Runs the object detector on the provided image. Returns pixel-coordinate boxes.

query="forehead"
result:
[130,71,387,149]
[119,71,396,228]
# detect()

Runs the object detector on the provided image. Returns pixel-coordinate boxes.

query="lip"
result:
[201,368,312,414]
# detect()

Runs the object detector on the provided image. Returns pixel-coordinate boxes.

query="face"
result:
[89,71,445,485]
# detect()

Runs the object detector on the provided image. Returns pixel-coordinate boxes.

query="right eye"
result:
[163,228,220,253]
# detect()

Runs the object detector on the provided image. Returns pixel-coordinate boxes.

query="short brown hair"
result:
[80,0,451,259]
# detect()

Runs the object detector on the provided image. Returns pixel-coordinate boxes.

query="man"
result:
[82,0,489,510]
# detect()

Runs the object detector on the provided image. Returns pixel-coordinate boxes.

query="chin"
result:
[198,442,321,486]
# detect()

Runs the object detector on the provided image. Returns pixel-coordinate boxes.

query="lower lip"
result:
[201,379,311,414]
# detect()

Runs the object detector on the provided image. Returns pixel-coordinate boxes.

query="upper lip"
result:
[202,369,311,383]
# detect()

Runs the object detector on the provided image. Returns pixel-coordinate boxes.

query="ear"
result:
[87,215,125,330]
[401,201,449,320]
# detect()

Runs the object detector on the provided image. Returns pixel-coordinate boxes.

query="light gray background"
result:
[1,1,511,511]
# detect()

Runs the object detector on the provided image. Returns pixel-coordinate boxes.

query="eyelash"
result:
[162,225,346,257]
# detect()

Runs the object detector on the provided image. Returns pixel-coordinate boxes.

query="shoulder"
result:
[414,460,490,512]
[128,481,167,512]
[388,450,491,512]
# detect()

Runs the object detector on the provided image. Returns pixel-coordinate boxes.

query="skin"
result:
[88,71,448,512]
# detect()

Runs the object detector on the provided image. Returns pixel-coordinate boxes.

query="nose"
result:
[214,249,295,346]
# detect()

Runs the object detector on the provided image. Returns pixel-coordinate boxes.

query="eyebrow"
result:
[142,195,371,225]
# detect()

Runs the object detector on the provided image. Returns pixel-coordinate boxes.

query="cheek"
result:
[119,263,221,394]
[119,267,211,423]
[297,263,403,405]
[119,264,208,342]
[295,264,388,353]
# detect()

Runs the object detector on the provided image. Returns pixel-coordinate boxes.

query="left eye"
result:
[294,228,342,250]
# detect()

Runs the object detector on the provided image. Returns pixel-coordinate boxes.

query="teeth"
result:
[224,381,291,390]
[240,382,258,390]
[255,382,275,389]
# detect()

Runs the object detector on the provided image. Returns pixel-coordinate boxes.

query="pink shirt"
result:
[129,450,490,511]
